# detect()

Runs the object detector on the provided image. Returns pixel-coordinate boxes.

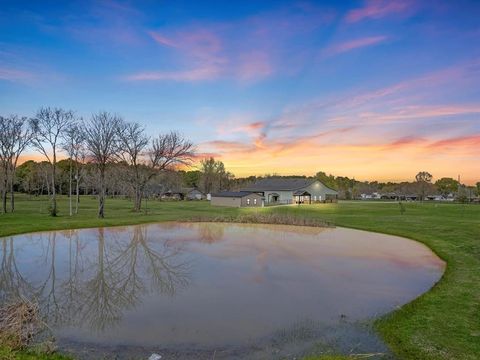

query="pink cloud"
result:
[0,67,35,82]
[225,121,266,137]
[127,29,276,83]
[322,35,388,57]
[358,104,480,125]
[128,28,227,82]
[345,0,413,23]
[202,140,254,153]
[428,134,480,150]
[125,65,222,82]
[148,31,177,47]
[382,136,427,150]
[126,4,335,83]
[149,28,224,61]
[236,51,273,81]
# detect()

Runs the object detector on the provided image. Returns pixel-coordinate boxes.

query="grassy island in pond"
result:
[0,196,479,359]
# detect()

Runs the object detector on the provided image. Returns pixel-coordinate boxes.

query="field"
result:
[0,195,479,360]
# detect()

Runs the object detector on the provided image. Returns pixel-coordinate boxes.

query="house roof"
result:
[242,178,332,192]
[182,187,204,194]
[211,191,260,198]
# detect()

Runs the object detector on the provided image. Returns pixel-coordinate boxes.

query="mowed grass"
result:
[1,195,480,360]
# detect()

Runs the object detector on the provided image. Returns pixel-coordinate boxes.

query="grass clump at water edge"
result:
[188,211,335,227]
[0,298,68,360]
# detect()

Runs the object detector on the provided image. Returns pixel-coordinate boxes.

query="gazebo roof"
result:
[293,190,311,196]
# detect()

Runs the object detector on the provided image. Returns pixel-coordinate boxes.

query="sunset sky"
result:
[1,0,479,183]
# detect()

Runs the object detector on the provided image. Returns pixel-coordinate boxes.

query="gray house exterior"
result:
[210,191,264,207]
[242,178,338,204]
[184,188,205,200]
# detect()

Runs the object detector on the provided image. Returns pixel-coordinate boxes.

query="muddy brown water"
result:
[0,222,444,359]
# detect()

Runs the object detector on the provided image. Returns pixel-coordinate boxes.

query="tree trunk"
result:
[98,168,105,218]
[134,186,143,212]
[9,168,15,212]
[2,166,8,214]
[1,190,6,214]
[45,173,50,196]
[69,158,73,216]
[51,153,57,216]
[133,169,141,212]
[75,164,80,214]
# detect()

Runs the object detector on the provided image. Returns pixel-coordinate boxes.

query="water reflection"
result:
[0,226,190,332]
[0,223,444,359]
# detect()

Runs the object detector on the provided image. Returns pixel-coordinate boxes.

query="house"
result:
[242,178,338,205]
[360,192,381,200]
[161,190,184,200]
[380,192,399,200]
[210,191,264,207]
[425,194,447,201]
[184,188,206,200]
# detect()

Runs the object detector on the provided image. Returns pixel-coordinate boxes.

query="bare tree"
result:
[146,131,194,205]
[117,124,194,211]
[0,115,34,213]
[83,112,121,218]
[31,108,74,216]
[62,121,85,216]
[116,121,149,211]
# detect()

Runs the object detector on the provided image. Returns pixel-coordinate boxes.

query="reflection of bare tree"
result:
[0,225,191,334]
[35,232,62,325]
[81,228,132,331]
[0,238,35,302]
[58,230,86,326]
[112,226,190,299]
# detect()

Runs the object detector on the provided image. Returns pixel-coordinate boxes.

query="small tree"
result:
[456,185,469,204]
[200,157,232,194]
[435,177,458,198]
[0,115,34,213]
[415,171,433,201]
[31,107,75,216]
[62,121,85,216]
[84,112,122,218]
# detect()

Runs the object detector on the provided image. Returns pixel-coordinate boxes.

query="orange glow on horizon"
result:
[19,142,479,185]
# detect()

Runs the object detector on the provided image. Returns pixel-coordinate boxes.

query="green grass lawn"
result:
[1,195,479,360]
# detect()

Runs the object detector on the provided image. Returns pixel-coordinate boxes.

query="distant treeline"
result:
[9,159,480,203]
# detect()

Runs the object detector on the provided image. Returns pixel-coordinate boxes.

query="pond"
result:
[0,222,444,359]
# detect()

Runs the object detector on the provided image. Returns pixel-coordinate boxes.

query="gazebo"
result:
[293,190,311,204]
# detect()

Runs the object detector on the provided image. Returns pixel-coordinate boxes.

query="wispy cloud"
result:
[0,67,35,83]
[125,65,222,82]
[56,0,147,47]
[0,46,66,85]
[236,51,273,81]
[322,35,388,57]
[125,3,335,83]
[428,134,480,151]
[345,0,413,23]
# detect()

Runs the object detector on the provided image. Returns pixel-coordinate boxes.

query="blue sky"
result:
[0,0,479,182]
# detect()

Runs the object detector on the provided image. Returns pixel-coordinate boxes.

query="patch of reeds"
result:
[0,297,47,350]
[189,212,334,228]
